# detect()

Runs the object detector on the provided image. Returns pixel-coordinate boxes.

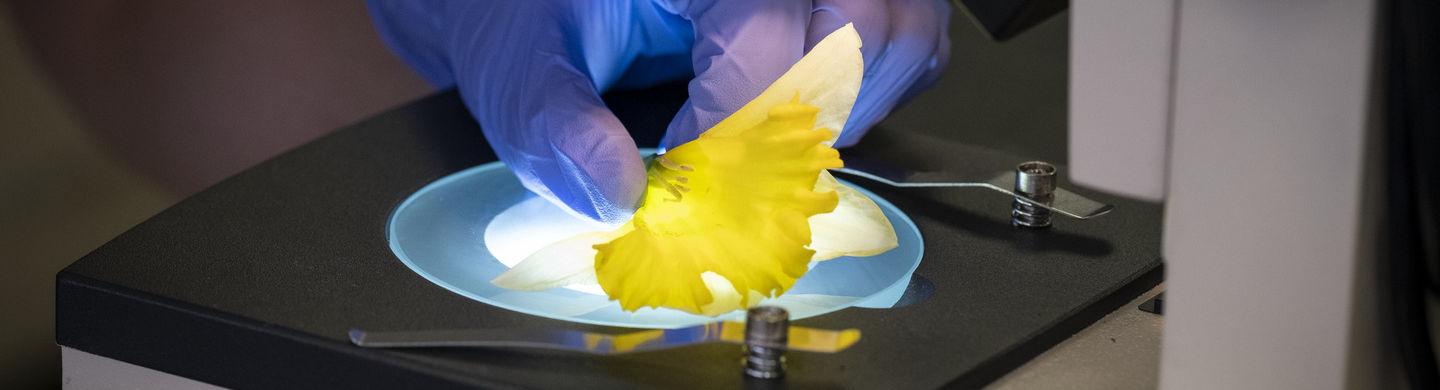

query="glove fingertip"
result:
[548,136,647,225]
[661,101,703,151]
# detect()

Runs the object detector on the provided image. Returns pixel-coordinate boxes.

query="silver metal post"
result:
[743,306,789,379]
[1012,161,1057,228]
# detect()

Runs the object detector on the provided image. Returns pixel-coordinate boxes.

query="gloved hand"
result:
[367,0,952,224]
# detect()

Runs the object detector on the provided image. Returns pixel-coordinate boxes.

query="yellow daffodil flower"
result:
[493,23,897,316]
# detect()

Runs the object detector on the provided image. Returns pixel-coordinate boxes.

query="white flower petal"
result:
[808,172,898,261]
[490,230,617,292]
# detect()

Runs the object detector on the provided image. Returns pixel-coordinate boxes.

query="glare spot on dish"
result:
[483,195,608,295]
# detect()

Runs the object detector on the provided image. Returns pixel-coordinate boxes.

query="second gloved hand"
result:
[367,0,951,224]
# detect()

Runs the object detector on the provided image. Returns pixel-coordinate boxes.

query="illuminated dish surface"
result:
[387,156,924,329]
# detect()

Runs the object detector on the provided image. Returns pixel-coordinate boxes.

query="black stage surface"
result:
[55,17,1162,387]
[56,82,1162,388]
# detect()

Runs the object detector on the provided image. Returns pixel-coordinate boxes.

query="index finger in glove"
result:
[815,0,952,147]
[451,3,646,224]
[657,0,813,150]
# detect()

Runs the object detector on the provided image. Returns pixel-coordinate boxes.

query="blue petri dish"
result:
[387,156,924,329]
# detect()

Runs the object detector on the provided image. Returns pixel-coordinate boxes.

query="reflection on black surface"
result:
[890,274,937,309]
[893,189,1115,258]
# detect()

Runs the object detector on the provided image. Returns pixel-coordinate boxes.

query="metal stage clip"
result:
[349,308,857,356]
[350,307,847,379]
[834,157,1114,227]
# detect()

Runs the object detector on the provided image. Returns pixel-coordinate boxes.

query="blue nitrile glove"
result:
[367,0,952,224]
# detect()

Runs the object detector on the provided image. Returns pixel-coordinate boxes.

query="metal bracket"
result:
[834,158,1114,225]
[348,308,856,357]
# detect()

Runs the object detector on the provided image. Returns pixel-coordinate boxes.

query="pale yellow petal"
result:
[485,196,611,268]
[491,230,622,291]
[808,171,898,261]
[701,23,862,144]
[698,272,743,317]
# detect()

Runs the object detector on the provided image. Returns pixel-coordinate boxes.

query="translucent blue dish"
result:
[387,157,924,329]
